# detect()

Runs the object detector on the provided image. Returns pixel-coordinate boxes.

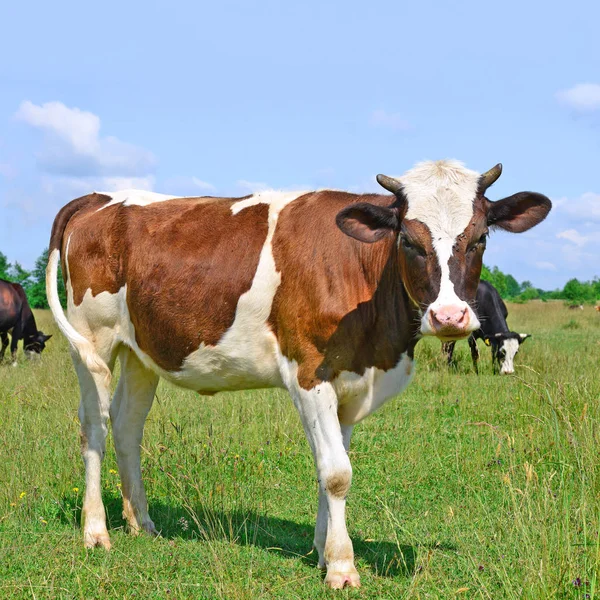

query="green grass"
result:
[1,302,600,598]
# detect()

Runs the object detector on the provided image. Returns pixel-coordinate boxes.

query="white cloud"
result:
[15,100,156,177]
[236,179,269,193]
[41,175,155,197]
[556,83,600,113]
[370,109,412,131]
[191,177,216,192]
[553,192,600,225]
[556,228,589,247]
[535,261,556,271]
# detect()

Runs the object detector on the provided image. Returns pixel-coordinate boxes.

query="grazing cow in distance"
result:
[568,304,584,310]
[0,279,52,364]
[443,280,530,374]
[46,160,551,589]
[596,305,600,313]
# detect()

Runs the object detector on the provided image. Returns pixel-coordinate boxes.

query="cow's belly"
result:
[67,284,284,393]
[334,353,415,424]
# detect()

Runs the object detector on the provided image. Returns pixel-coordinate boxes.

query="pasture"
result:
[1,302,599,599]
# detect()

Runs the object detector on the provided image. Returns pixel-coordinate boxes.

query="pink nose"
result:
[429,305,470,335]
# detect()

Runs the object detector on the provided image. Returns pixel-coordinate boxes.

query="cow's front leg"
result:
[314,424,353,570]
[468,335,479,373]
[289,382,359,589]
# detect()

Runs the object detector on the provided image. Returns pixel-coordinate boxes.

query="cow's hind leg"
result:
[0,332,8,362]
[288,381,359,589]
[74,352,114,549]
[110,348,159,535]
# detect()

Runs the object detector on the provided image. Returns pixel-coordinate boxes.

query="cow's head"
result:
[24,331,52,357]
[485,332,530,374]
[336,160,551,341]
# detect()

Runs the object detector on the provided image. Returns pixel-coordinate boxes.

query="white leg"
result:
[110,348,159,535]
[289,381,359,589]
[74,355,113,549]
[314,424,353,568]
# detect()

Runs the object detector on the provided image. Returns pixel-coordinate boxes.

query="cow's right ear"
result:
[487,192,552,233]
[336,203,400,243]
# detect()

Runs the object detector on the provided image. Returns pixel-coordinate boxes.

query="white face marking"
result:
[500,338,520,374]
[97,189,180,211]
[398,160,481,335]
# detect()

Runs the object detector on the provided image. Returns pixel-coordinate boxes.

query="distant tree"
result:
[480,264,493,282]
[505,274,520,298]
[520,280,533,292]
[0,251,11,279]
[28,249,49,308]
[8,262,32,289]
[23,248,67,309]
[562,278,595,304]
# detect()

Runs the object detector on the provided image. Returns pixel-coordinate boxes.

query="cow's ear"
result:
[336,203,400,243]
[484,337,491,346]
[519,333,530,343]
[487,192,551,233]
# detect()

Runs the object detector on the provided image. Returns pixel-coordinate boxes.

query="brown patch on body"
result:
[63,195,268,371]
[269,191,419,390]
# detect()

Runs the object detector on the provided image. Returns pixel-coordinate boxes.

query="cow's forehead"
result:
[400,160,481,240]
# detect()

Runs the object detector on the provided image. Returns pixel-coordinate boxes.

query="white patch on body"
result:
[399,160,481,334]
[97,189,180,211]
[334,353,414,424]
[500,338,520,374]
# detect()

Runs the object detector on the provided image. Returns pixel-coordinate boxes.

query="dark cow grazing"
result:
[0,279,52,364]
[568,304,584,310]
[46,160,551,588]
[443,280,530,374]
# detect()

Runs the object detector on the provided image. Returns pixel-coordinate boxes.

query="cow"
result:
[596,305,600,312]
[46,160,551,589]
[443,280,530,374]
[0,279,52,364]
[568,304,584,310]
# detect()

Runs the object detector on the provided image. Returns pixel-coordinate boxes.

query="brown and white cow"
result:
[46,160,551,588]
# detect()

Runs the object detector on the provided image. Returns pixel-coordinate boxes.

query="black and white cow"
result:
[443,280,530,374]
[0,279,52,364]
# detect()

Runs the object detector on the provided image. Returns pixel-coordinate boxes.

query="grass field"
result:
[1,302,599,599]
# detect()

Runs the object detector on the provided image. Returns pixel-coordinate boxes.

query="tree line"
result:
[1,249,598,309]
[480,265,600,304]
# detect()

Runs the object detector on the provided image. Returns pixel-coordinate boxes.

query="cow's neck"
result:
[20,302,39,341]
[357,236,421,357]
[318,236,420,380]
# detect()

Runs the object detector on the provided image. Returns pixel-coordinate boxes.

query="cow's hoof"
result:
[325,569,361,589]
[131,519,159,537]
[84,529,112,550]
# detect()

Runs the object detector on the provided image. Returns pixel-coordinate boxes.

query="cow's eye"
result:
[401,236,427,257]
[468,234,487,253]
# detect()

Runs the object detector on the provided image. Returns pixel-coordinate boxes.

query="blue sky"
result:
[1,0,599,289]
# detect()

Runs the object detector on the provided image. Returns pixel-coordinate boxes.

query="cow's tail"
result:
[46,194,112,385]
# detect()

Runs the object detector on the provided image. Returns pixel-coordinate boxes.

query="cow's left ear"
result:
[518,333,530,343]
[487,192,552,233]
[41,333,52,342]
[336,203,400,243]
